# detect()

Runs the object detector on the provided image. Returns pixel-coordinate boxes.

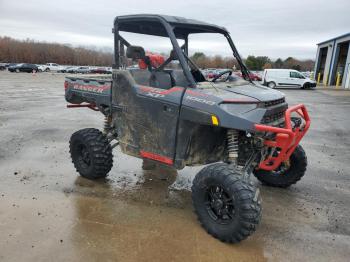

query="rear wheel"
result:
[69,128,113,179]
[268,81,276,88]
[192,163,262,243]
[253,145,307,188]
[303,82,314,89]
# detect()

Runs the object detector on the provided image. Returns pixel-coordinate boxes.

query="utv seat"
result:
[126,45,173,89]
[170,69,190,87]
[128,69,151,86]
[128,69,173,89]
[149,71,172,89]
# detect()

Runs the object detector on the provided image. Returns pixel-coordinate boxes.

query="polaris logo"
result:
[185,95,216,106]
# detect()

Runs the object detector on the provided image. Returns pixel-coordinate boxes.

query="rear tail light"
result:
[64,81,68,91]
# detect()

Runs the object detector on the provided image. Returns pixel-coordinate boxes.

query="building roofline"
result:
[317,32,350,45]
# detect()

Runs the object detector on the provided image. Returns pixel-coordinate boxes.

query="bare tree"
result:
[0,36,113,66]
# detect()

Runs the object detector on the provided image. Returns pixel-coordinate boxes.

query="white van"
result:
[261,69,316,89]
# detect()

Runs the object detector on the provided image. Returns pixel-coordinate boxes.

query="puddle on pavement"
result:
[56,160,266,261]
[69,163,192,209]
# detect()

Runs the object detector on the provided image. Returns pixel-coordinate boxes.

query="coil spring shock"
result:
[103,115,112,134]
[227,129,239,165]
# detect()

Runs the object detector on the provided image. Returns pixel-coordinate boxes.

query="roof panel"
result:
[114,14,228,38]
[317,32,350,45]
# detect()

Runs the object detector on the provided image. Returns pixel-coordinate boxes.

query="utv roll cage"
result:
[113,14,251,87]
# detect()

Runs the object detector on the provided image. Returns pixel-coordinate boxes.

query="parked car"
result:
[75,66,91,74]
[66,66,80,74]
[6,63,17,68]
[235,71,262,81]
[36,64,48,72]
[206,69,219,79]
[261,69,316,89]
[90,67,112,74]
[0,63,6,71]
[57,66,74,73]
[8,63,39,73]
[45,63,65,72]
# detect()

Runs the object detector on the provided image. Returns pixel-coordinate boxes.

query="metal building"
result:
[314,33,350,88]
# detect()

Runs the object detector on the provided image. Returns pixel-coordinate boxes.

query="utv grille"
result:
[262,111,285,124]
[264,98,285,107]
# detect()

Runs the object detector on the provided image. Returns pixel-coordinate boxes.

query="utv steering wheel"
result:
[211,70,233,82]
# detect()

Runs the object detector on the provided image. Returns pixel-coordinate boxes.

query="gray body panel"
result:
[65,70,287,168]
[65,75,112,106]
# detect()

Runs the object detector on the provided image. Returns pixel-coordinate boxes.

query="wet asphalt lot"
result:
[0,71,349,261]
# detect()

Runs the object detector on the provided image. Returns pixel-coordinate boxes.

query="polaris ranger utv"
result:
[65,14,310,243]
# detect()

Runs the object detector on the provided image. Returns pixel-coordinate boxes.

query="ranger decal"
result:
[72,84,109,93]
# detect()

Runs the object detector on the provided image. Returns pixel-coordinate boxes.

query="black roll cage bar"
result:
[113,15,252,88]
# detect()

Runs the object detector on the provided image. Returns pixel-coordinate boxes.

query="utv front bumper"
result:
[254,104,311,171]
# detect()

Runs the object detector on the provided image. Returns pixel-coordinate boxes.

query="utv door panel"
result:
[112,70,184,160]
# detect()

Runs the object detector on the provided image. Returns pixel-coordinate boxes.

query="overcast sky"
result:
[0,0,349,59]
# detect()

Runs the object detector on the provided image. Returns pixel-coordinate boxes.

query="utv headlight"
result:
[220,103,257,115]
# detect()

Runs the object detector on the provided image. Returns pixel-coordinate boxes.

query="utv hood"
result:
[197,82,285,102]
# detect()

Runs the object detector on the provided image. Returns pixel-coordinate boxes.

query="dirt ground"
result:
[0,71,349,262]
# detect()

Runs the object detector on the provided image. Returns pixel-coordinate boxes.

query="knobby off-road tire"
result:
[254,145,307,188]
[69,128,113,179]
[192,163,262,243]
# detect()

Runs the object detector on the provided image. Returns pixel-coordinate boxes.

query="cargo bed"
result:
[64,74,112,107]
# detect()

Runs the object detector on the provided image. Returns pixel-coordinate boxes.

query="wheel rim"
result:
[77,144,91,169]
[268,82,275,88]
[270,160,291,176]
[205,185,235,224]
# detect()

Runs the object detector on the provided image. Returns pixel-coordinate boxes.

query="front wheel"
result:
[69,128,113,179]
[253,145,307,188]
[192,163,262,243]
[267,81,276,88]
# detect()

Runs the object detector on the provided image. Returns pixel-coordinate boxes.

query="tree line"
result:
[0,36,113,66]
[191,52,315,71]
[0,36,315,71]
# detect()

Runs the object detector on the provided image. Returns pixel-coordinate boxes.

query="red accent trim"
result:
[139,86,183,95]
[255,104,311,171]
[186,89,208,97]
[140,150,174,165]
[67,103,99,111]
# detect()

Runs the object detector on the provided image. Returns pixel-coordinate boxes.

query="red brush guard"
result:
[254,104,311,171]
